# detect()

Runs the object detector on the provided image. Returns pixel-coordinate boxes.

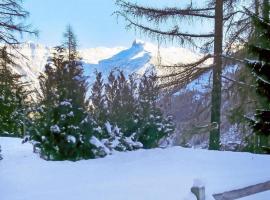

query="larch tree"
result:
[0,0,38,46]
[115,0,256,150]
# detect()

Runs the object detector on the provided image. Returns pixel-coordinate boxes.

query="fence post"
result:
[191,185,205,200]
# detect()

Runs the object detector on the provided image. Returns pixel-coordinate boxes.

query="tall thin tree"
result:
[115,0,256,150]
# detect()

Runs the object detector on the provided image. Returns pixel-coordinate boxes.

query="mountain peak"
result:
[132,39,146,47]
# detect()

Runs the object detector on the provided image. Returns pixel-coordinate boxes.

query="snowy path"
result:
[0,137,270,200]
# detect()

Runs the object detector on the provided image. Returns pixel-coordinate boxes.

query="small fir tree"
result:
[31,27,98,160]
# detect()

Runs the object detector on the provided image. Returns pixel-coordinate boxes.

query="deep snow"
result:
[0,137,270,200]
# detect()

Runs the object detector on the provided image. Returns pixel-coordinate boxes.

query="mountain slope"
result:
[10,40,207,89]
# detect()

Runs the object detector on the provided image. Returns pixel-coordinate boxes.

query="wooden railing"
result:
[191,180,270,200]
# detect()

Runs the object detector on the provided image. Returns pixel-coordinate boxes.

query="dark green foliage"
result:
[227,65,267,153]
[92,69,175,149]
[0,47,29,137]
[137,72,175,148]
[246,5,270,152]
[106,71,138,135]
[32,100,97,160]
[104,71,137,135]
[63,25,78,62]
[31,27,97,160]
[90,71,106,125]
[105,71,120,123]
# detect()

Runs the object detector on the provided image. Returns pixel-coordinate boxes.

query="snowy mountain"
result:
[10,40,208,91]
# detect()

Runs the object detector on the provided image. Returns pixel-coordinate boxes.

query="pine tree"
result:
[246,0,270,153]
[0,46,29,137]
[31,27,97,160]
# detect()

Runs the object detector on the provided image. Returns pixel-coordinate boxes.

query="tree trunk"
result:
[209,0,223,150]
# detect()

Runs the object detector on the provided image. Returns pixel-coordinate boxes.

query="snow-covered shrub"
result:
[31,100,100,160]
[97,122,143,153]
[89,69,176,151]
[29,36,104,160]
[87,122,143,156]
[84,122,143,157]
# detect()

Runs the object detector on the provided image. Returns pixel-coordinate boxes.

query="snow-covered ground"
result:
[0,137,270,200]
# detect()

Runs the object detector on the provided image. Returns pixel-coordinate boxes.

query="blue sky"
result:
[24,0,211,48]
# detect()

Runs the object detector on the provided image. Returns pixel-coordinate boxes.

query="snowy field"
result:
[0,137,270,200]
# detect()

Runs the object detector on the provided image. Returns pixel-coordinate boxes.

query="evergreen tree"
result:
[115,71,138,135]
[105,71,120,123]
[137,72,174,148]
[104,70,139,135]
[31,27,97,160]
[90,71,106,125]
[246,1,270,153]
[0,46,29,137]
[0,0,37,158]
[63,25,78,62]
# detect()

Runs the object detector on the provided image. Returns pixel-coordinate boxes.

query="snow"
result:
[193,178,205,187]
[50,125,61,134]
[60,100,72,107]
[67,111,74,117]
[67,135,76,144]
[239,191,270,200]
[105,121,112,135]
[90,136,110,154]
[1,137,270,200]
